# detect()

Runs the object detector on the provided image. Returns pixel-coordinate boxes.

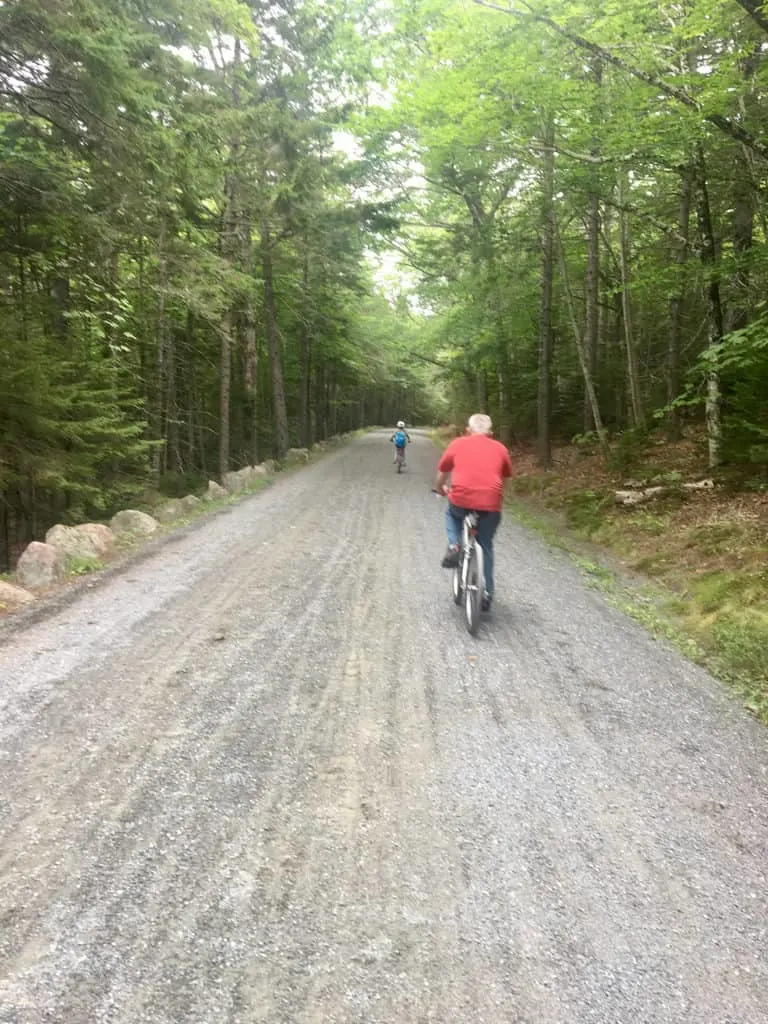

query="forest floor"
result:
[1,430,767,1022]
[504,429,768,721]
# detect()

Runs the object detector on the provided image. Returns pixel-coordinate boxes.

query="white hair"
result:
[468,413,492,435]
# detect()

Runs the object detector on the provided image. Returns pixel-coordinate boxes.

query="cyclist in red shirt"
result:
[434,413,513,611]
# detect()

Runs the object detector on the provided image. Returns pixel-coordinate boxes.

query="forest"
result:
[2,0,767,571]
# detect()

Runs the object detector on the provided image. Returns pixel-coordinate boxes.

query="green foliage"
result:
[564,489,613,535]
[159,471,208,499]
[668,315,768,472]
[67,556,105,577]
[606,430,651,477]
[0,0,442,568]
[625,512,669,535]
[686,521,748,555]
[572,432,602,456]
[712,612,768,706]
[690,570,768,615]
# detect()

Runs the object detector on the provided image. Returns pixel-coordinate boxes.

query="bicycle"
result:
[433,491,486,635]
[394,446,406,473]
[452,510,485,635]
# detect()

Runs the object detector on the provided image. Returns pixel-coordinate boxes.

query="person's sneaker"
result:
[481,591,493,612]
[441,545,460,568]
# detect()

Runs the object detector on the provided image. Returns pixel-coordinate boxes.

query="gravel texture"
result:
[1,431,767,1024]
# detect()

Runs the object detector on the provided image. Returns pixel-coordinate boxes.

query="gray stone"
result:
[45,523,115,562]
[286,447,310,463]
[110,510,159,537]
[156,500,185,523]
[223,470,245,494]
[15,542,65,589]
[204,480,227,502]
[223,466,268,493]
[0,580,35,609]
[75,524,115,559]
[179,494,202,512]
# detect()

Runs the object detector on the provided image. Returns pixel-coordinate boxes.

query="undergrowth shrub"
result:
[159,471,207,498]
[606,428,650,477]
[565,489,613,535]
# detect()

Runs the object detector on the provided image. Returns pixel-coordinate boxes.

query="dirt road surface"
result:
[1,432,767,1024]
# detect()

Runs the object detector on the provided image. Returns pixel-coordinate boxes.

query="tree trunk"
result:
[329,380,338,436]
[497,357,513,445]
[218,34,243,478]
[617,174,644,429]
[260,213,290,460]
[584,59,602,433]
[184,312,198,471]
[314,362,327,441]
[166,323,180,473]
[476,369,488,413]
[240,302,258,463]
[666,166,693,439]
[726,50,759,334]
[694,144,724,468]
[218,311,232,480]
[727,146,754,334]
[153,218,169,481]
[299,241,312,448]
[537,116,555,468]
[584,188,600,432]
[555,218,605,441]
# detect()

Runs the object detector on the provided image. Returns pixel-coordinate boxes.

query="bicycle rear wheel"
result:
[463,546,482,635]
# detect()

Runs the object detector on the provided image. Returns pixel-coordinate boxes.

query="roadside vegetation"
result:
[507,429,768,719]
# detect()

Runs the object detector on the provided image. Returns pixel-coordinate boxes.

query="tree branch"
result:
[528,140,634,165]
[471,0,768,162]
[405,349,451,369]
[732,0,768,35]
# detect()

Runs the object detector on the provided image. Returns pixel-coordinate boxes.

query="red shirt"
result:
[438,434,513,512]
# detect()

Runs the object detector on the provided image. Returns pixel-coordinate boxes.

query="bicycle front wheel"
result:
[464,546,482,635]
[452,561,462,605]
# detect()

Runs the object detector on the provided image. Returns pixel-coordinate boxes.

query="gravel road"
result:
[1,431,767,1024]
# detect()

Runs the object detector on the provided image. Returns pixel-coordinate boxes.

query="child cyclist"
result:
[390,420,411,465]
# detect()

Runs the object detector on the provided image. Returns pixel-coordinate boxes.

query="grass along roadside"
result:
[507,438,768,724]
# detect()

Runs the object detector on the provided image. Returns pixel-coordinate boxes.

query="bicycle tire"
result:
[452,561,462,605]
[464,546,482,635]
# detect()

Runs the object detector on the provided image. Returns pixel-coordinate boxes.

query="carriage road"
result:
[0,430,766,1024]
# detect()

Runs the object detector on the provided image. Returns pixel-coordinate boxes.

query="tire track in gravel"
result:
[1,432,767,1024]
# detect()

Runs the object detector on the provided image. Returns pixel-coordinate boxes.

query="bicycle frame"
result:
[460,513,485,595]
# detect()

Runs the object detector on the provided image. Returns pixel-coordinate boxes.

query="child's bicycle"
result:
[394,445,406,472]
[433,492,486,635]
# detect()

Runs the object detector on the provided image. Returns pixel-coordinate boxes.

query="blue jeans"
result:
[445,503,501,596]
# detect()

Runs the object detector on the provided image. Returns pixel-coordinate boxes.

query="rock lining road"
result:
[1,431,767,1023]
